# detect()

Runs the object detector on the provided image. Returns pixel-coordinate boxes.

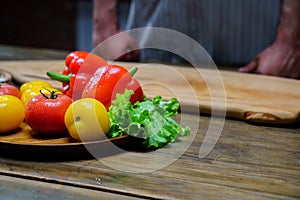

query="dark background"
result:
[0,0,93,51]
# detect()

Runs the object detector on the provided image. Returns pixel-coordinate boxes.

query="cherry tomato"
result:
[0,83,21,98]
[25,91,72,135]
[0,95,25,133]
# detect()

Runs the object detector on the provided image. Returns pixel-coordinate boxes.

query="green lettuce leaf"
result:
[107,89,190,149]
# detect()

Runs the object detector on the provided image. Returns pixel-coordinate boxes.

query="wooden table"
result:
[0,46,299,199]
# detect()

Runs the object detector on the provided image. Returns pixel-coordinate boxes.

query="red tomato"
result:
[0,83,21,98]
[25,91,72,135]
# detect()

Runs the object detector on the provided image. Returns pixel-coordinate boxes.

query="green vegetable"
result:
[108,89,190,149]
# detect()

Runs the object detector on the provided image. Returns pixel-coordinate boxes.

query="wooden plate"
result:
[0,122,141,160]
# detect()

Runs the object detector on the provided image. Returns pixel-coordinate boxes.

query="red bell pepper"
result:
[47,71,93,100]
[65,51,107,74]
[62,51,89,94]
[47,51,144,109]
[82,65,144,110]
[47,64,144,110]
[50,51,107,97]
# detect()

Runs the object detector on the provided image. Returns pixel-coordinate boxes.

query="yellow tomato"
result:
[0,95,25,133]
[64,98,110,142]
[20,80,53,94]
[21,87,62,107]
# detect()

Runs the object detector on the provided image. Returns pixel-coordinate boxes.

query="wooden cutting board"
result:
[0,60,299,124]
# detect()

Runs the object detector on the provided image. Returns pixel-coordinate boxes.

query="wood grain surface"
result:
[0,60,299,124]
[1,175,138,200]
[1,115,299,199]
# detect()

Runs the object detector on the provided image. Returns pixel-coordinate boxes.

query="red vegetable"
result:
[0,83,21,98]
[25,90,72,135]
[47,51,144,110]
[66,51,107,74]
[54,51,107,97]
[48,65,144,110]
[82,65,144,110]
[66,73,92,100]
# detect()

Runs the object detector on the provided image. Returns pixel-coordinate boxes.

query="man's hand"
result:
[239,0,300,79]
[239,40,300,79]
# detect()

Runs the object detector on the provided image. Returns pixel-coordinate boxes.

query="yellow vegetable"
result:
[64,98,110,142]
[20,80,52,94]
[0,95,25,133]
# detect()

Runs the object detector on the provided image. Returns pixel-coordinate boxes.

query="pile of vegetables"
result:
[0,51,190,149]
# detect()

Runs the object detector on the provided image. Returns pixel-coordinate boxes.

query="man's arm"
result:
[239,0,300,79]
[92,0,140,61]
[92,0,118,46]
[276,0,300,42]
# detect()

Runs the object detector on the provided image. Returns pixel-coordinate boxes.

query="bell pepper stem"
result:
[129,67,138,77]
[47,71,71,83]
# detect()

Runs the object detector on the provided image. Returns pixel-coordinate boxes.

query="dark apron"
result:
[118,0,281,65]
